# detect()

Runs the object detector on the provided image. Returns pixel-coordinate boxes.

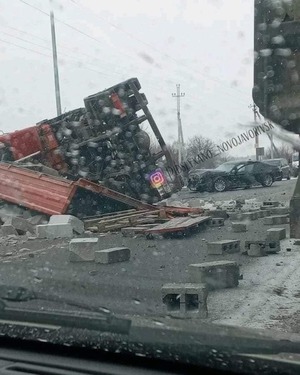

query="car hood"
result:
[189,169,226,179]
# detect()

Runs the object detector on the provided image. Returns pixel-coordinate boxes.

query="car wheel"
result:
[262,174,273,187]
[213,177,227,192]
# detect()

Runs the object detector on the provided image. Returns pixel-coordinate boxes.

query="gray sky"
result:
[0,0,270,157]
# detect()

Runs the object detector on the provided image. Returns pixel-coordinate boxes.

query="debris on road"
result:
[266,228,286,241]
[95,247,130,264]
[69,238,99,262]
[264,215,289,225]
[188,261,240,290]
[162,283,208,319]
[49,215,84,235]
[207,240,240,255]
[36,223,73,239]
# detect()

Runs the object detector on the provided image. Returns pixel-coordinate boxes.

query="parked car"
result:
[187,160,281,192]
[263,158,291,180]
[292,152,299,177]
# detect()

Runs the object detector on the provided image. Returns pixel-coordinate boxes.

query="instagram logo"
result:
[149,169,166,188]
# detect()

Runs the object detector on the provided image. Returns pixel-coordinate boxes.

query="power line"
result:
[0,31,51,51]
[68,0,251,100]
[0,38,51,57]
[20,0,250,103]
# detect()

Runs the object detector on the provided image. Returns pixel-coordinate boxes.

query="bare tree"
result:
[264,142,293,163]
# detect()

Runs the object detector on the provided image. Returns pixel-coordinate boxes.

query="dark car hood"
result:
[189,169,226,179]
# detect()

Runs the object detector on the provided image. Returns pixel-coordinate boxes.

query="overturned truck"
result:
[0,78,183,216]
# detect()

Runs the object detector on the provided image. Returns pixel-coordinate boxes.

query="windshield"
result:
[1,0,300,372]
[215,163,236,172]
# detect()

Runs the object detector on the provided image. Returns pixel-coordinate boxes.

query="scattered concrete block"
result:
[209,218,224,227]
[69,238,99,262]
[232,222,247,232]
[248,243,267,257]
[207,240,240,255]
[265,241,281,254]
[161,283,208,318]
[245,240,280,255]
[28,215,49,226]
[1,224,18,236]
[36,223,73,239]
[95,247,130,264]
[266,228,286,241]
[269,207,289,216]
[264,215,289,225]
[49,215,84,234]
[189,261,240,290]
[205,209,228,219]
[3,217,35,235]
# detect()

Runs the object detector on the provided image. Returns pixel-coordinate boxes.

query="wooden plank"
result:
[84,209,144,227]
[145,216,211,234]
[84,209,137,221]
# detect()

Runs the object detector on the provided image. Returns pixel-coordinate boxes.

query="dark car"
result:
[263,158,291,180]
[187,160,281,192]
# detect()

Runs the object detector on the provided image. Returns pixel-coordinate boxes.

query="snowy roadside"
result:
[208,239,300,333]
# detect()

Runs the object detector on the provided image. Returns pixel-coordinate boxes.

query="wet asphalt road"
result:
[0,179,296,325]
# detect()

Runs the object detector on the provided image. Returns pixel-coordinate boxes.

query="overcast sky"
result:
[0,0,275,157]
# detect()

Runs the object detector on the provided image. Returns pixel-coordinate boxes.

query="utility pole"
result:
[251,103,260,160]
[172,84,185,165]
[50,10,62,116]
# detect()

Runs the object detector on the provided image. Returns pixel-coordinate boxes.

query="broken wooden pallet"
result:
[84,209,169,233]
[144,216,211,237]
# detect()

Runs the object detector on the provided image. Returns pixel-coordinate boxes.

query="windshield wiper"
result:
[0,285,131,335]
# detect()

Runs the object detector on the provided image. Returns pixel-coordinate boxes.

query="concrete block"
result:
[265,241,281,254]
[189,261,240,290]
[4,217,35,235]
[36,223,73,239]
[232,222,247,232]
[95,247,130,264]
[205,209,228,219]
[49,215,84,234]
[1,224,18,236]
[248,243,267,257]
[245,240,280,255]
[207,240,240,255]
[269,207,289,216]
[28,215,49,226]
[161,283,208,318]
[69,238,99,262]
[209,218,224,227]
[266,228,286,241]
[264,215,289,225]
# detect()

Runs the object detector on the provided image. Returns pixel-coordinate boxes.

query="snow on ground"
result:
[209,239,300,333]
